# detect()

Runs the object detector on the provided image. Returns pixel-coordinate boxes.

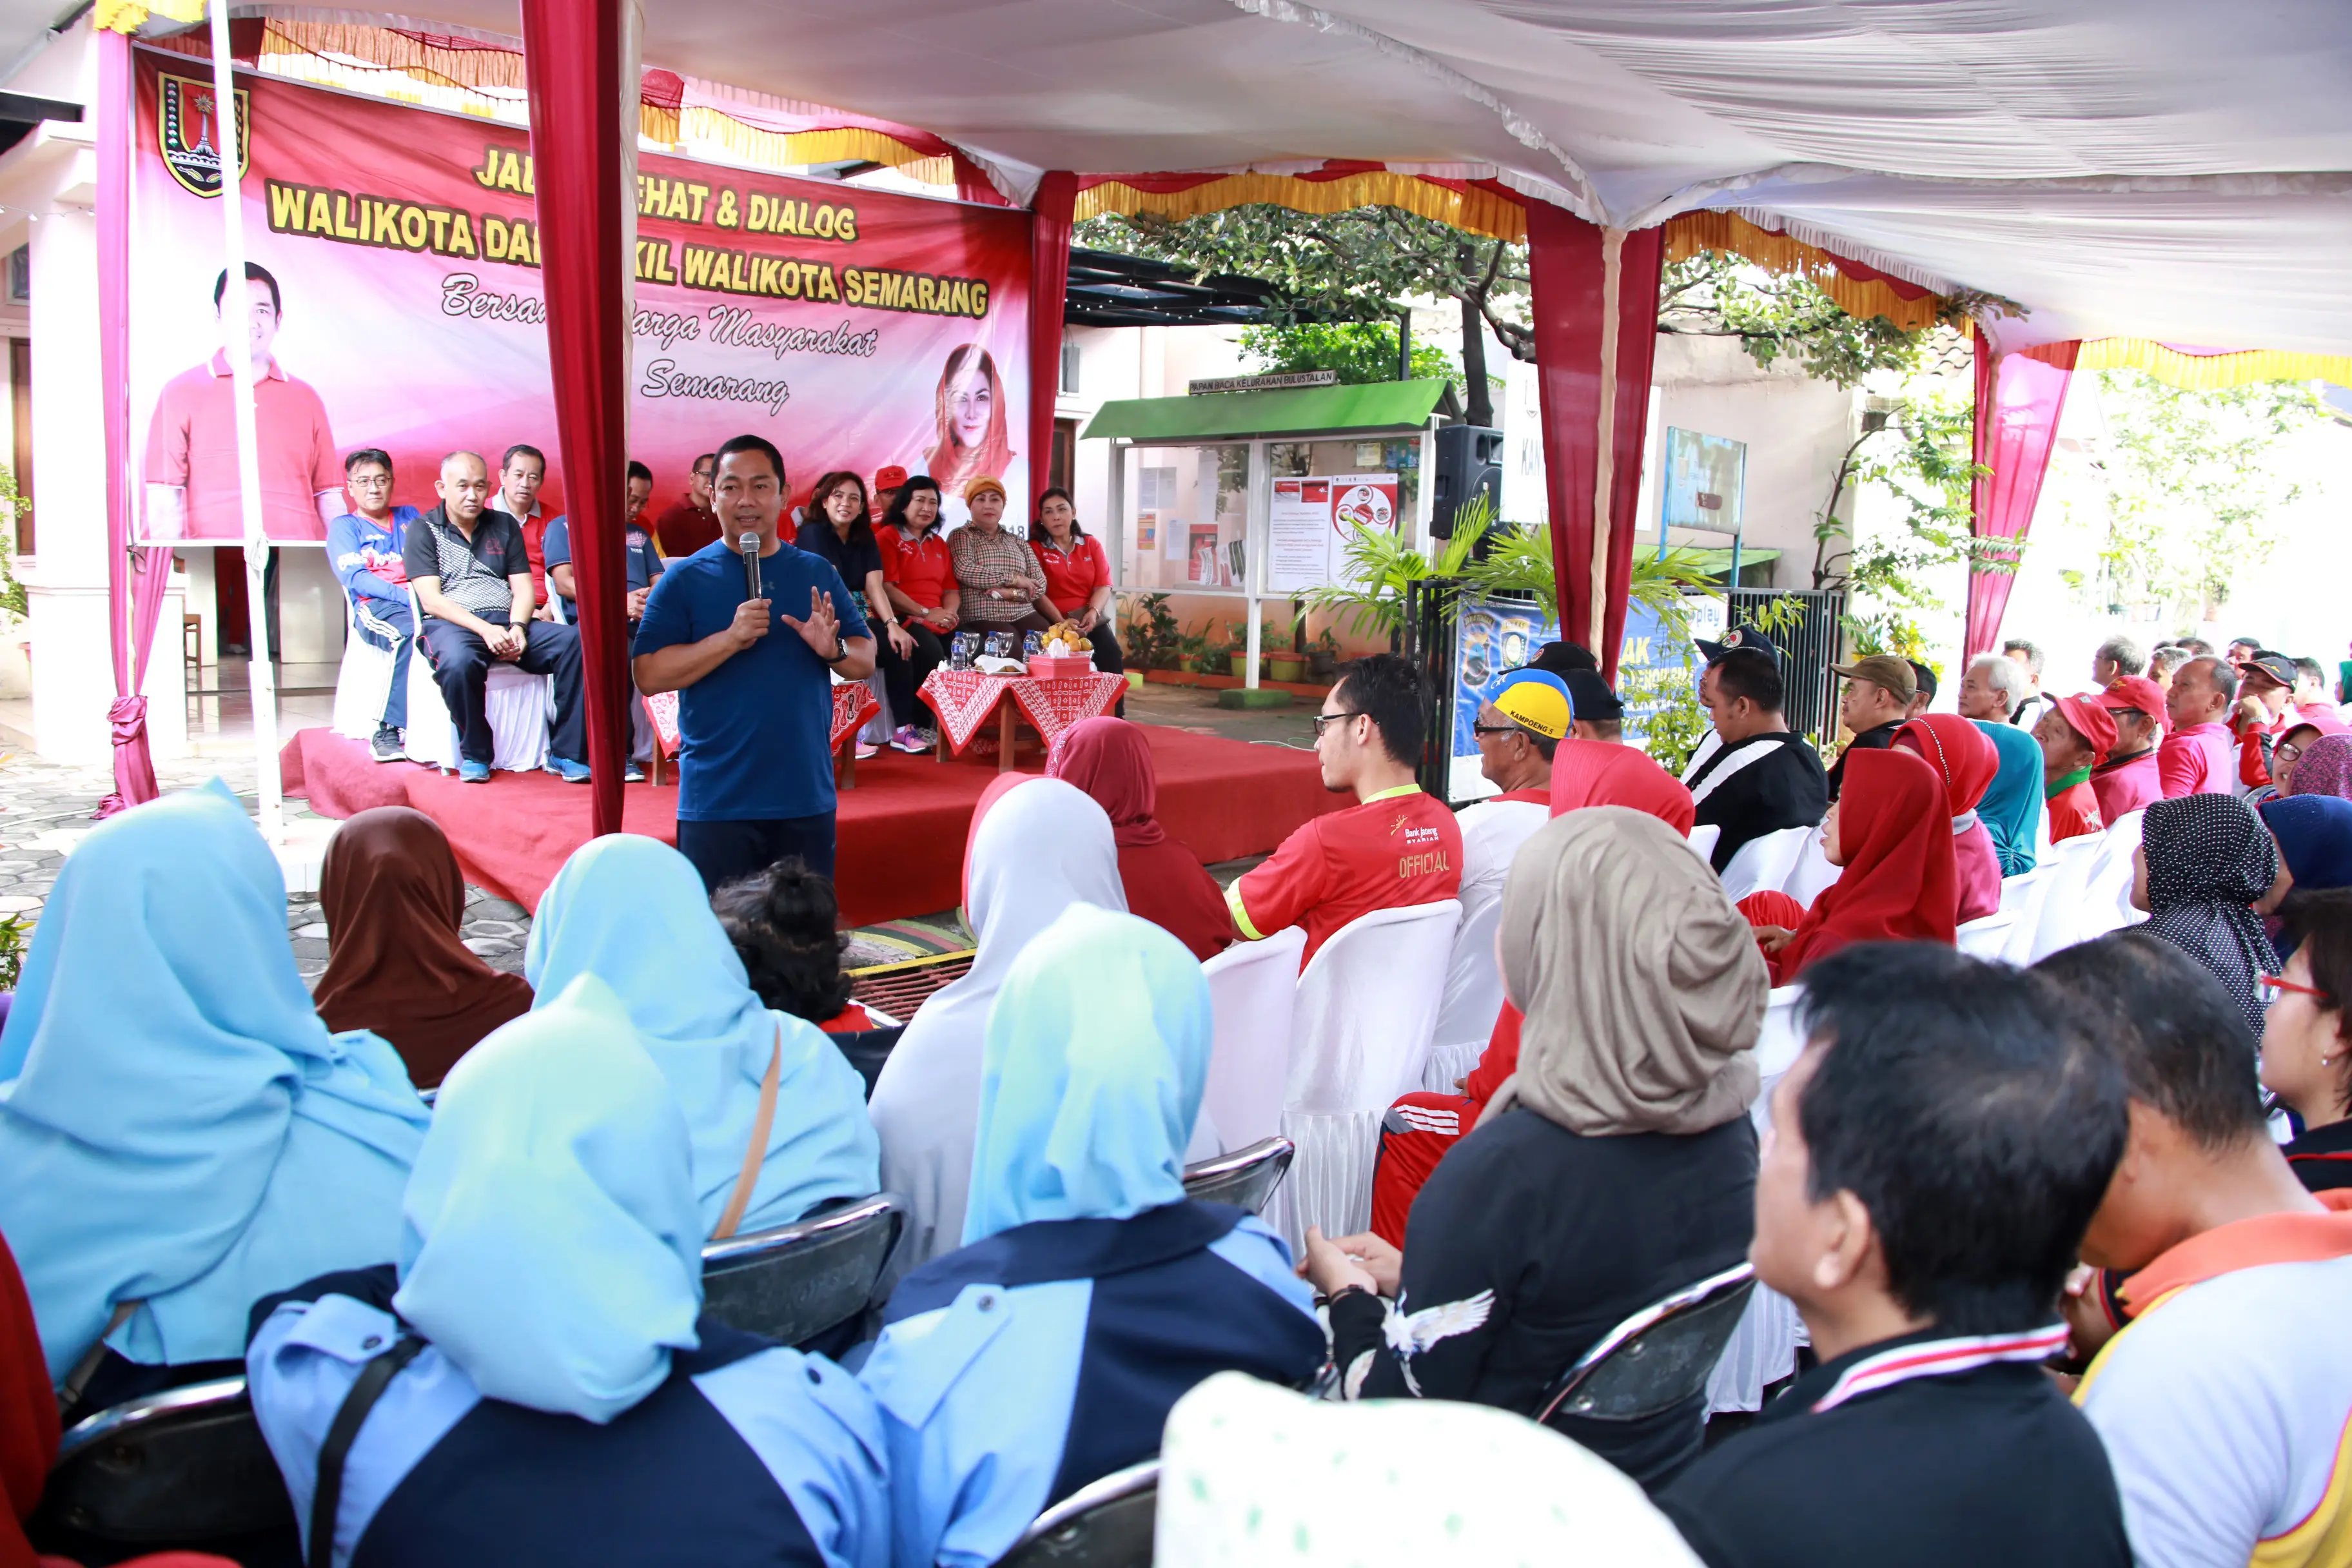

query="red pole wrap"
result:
[520,0,631,836]
[1027,171,1077,519]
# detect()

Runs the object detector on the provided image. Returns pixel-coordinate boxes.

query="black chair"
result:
[700,1191,904,1348]
[1536,1261,1757,1428]
[1179,1136,1294,1216]
[32,1375,300,1565]
[992,1458,1158,1568]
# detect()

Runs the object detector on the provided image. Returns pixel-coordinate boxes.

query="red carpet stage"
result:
[282,725,1346,927]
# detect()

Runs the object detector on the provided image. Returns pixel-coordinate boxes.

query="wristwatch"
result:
[825,635,850,663]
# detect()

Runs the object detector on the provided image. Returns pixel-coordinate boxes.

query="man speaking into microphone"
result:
[634,433,875,891]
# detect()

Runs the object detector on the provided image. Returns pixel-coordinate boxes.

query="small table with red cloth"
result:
[919,667,1126,774]
[642,681,881,789]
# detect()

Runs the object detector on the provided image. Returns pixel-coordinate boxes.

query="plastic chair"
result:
[1424,894,1500,1093]
[1685,823,1722,862]
[1181,1136,1293,1216]
[400,589,554,773]
[1749,983,1808,1140]
[1199,926,1306,1152]
[2077,808,2150,942]
[328,580,398,741]
[1778,824,1840,910]
[32,1377,296,1557]
[994,1458,1157,1568]
[698,1192,903,1348]
[1955,910,2018,960]
[1718,825,1813,903]
[1996,865,2053,964]
[1536,1262,1758,1429]
[2023,834,2106,961]
[1273,900,1461,1253]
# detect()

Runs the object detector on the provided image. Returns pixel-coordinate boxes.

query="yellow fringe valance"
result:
[669,107,935,172]
[1661,210,1945,333]
[2073,337,2352,390]
[1076,170,1529,246]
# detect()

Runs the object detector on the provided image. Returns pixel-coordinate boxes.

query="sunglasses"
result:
[2259,974,2331,1008]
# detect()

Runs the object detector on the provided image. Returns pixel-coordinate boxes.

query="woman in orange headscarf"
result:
[1892,712,2003,923]
[1740,747,1959,985]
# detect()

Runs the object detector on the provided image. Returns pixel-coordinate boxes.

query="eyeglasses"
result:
[1472,723,1522,738]
[2259,974,2331,1008]
[1313,710,1367,737]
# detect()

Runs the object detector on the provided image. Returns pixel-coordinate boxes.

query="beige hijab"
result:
[1493,807,1765,1135]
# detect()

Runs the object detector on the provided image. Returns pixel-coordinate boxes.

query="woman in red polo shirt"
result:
[1028,488,1124,678]
[877,475,959,752]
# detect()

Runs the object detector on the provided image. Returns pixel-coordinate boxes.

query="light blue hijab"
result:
[525,834,879,1237]
[962,904,1212,1245]
[396,974,704,1423]
[0,783,427,1380]
[1974,719,2044,876]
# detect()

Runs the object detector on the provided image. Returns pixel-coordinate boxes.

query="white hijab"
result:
[868,777,1126,1278]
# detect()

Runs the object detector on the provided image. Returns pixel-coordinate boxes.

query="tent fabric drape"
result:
[95,26,170,821]
[1525,206,1663,681]
[1964,329,2077,660]
[520,0,635,833]
[1026,171,1076,511]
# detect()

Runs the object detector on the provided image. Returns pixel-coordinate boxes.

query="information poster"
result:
[1448,594,1558,803]
[1268,472,1399,593]
[1618,594,1726,750]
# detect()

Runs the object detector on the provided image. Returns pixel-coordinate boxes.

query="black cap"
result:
[1908,658,1937,701]
[1696,626,1779,666]
[1528,640,1598,676]
[1562,668,1623,722]
[2238,651,2297,689]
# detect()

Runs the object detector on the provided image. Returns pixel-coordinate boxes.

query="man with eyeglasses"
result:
[1225,653,1461,970]
[655,451,721,558]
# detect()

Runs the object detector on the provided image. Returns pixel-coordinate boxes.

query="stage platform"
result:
[281,724,1344,927]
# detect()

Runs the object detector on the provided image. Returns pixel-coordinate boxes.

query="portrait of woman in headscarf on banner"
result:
[925,343,1014,500]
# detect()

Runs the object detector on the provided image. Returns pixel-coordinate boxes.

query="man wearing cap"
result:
[2092,675,2168,821]
[2036,695,2115,842]
[2232,650,2301,793]
[1826,654,1917,801]
[1680,627,1771,781]
[1456,667,1567,978]
[1561,669,1627,740]
[1687,644,1828,875]
[1527,640,1598,677]
[2159,656,2239,798]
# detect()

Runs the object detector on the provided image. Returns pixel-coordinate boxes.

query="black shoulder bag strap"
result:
[309,1333,429,1568]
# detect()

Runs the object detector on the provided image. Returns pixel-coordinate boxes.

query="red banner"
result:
[132,53,1032,544]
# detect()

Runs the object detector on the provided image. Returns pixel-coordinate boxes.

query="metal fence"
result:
[1725,587,1848,749]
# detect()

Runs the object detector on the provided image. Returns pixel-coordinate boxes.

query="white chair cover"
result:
[1996,867,2053,965]
[1685,823,1721,862]
[1709,983,1808,1414]
[1199,926,1307,1154]
[1718,825,1814,903]
[2023,835,2106,962]
[1955,910,2018,960]
[1273,900,1460,1252]
[859,669,893,744]
[401,592,553,772]
[328,582,397,741]
[2077,808,2150,943]
[1779,824,1839,910]
[1425,896,1500,1093]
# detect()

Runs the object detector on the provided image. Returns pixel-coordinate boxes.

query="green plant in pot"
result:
[1266,621,1308,682]
[1306,627,1342,681]
[1225,620,1256,680]
[1174,629,1211,673]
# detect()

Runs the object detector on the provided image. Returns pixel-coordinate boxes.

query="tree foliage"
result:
[1237,321,1454,386]
[1809,395,1986,659]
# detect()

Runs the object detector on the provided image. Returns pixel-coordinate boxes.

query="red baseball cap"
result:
[2053,692,2119,765]
[2099,675,2168,738]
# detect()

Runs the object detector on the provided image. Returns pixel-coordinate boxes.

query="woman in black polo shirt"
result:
[796,471,914,753]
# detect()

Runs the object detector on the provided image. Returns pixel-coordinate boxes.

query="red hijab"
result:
[1047,718,1233,960]
[1772,747,1958,981]
[1,1231,48,1568]
[309,807,533,1089]
[1895,714,2004,921]
[1549,738,1696,833]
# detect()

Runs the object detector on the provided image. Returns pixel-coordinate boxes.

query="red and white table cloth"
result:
[919,669,1125,767]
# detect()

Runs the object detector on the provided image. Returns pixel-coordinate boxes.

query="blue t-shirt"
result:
[542,516,664,623]
[632,540,870,822]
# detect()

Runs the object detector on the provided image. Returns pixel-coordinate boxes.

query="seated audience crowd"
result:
[11,618,2352,1568]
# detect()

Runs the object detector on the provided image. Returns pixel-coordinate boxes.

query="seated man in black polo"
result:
[403,449,589,783]
[1657,943,2132,1568]
[1685,642,1827,874]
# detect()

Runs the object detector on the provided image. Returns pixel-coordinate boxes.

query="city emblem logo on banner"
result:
[158,72,251,199]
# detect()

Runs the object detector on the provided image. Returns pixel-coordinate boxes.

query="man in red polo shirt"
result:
[143,262,340,542]
[2092,674,2166,821]
[2159,656,2238,798]
[654,452,720,558]
[1228,653,1462,968]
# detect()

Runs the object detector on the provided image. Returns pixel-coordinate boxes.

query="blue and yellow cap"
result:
[1490,668,1574,740]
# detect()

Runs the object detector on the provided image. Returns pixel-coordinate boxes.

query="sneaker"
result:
[623,761,645,783]
[854,741,879,760]
[547,756,593,784]
[457,758,491,784]
[369,725,405,764]
[887,724,930,754]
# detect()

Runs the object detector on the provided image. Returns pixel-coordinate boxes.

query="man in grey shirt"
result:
[401,450,588,783]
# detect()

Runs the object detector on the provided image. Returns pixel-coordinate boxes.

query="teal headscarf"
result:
[962,905,1212,1244]
[395,974,704,1424]
[0,783,427,1380]
[525,834,879,1237]
[1974,720,2044,876]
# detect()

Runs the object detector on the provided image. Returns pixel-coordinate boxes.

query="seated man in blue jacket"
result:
[326,448,422,763]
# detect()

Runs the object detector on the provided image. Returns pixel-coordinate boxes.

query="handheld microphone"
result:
[740,533,763,602]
